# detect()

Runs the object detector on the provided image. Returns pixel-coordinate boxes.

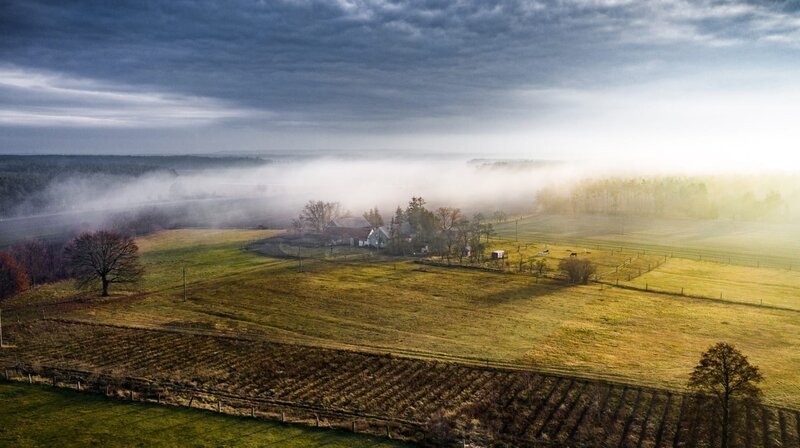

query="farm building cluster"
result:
[323,217,413,249]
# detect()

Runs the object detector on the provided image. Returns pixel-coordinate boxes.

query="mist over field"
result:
[2,154,799,248]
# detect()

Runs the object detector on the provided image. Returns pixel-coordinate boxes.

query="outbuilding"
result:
[491,250,506,259]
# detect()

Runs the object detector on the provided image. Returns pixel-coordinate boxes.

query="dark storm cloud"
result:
[1,0,800,141]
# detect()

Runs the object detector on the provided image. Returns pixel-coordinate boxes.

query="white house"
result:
[367,226,391,248]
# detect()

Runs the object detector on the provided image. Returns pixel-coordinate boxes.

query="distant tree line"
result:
[536,176,790,221]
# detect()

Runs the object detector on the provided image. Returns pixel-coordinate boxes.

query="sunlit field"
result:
[495,214,800,268]
[621,258,800,311]
[9,229,799,409]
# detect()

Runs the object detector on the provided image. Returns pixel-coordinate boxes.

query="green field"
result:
[0,382,411,448]
[6,228,800,409]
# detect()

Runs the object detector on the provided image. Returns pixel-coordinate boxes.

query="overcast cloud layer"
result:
[2,0,800,164]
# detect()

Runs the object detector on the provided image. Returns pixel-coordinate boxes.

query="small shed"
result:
[491,250,506,259]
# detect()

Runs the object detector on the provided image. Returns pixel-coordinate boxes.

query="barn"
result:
[324,217,372,246]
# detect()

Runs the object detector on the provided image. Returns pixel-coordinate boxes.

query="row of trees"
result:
[385,197,497,262]
[0,230,143,301]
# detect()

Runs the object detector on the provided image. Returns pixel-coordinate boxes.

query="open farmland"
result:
[429,239,666,283]
[3,320,799,447]
[620,258,800,311]
[494,214,800,269]
[4,229,800,410]
[0,381,409,448]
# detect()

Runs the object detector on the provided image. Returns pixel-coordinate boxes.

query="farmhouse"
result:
[324,216,371,246]
[367,226,391,248]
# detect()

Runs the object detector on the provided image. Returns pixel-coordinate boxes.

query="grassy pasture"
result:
[494,214,800,268]
[8,228,795,408]
[0,382,409,448]
[621,258,800,311]
[457,239,666,282]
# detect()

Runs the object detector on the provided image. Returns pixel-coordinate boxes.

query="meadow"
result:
[494,214,800,269]
[620,258,800,311]
[7,228,800,409]
[0,381,409,448]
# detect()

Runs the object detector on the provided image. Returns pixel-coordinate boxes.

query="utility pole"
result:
[183,268,187,302]
[0,307,3,348]
[515,219,518,242]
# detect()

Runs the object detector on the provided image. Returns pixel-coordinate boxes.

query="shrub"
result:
[558,257,596,284]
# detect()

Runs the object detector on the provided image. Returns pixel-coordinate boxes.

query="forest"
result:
[0,155,270,217]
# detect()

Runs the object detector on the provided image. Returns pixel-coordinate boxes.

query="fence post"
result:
[77,380,81,391]
[3,370,8,380]
[251,407,255,418]
[352,420,356,432]
[315,414,320,427]
[681,287,684,295]
[188,395,194,407]
[386,425,391,439]
[281,410,286,423]
[217,401,221,413]
[52,375,56,387]
[28,373,32,384]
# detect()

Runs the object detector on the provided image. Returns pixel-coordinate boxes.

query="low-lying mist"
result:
[3,155,800,246]
[11,157,598,223]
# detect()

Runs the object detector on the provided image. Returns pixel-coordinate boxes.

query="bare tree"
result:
[558,258,596,284]
[436,207,462,262]
[300,200,340,233]
[64,230,144,297]
[290,218,304,234]
[0,252,29,302]
[689,342,763,448]
[531,258,549,277]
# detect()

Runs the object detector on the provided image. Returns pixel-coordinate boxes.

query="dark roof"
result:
[327,216,371,229]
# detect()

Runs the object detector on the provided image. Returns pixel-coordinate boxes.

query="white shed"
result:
[491,250,506,259]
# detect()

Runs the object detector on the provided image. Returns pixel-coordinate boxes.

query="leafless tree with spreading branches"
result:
[64,230,144,297]
[300,200,341,233]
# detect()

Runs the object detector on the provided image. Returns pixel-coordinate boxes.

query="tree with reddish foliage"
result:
[11,239,49,287]
[0,251,29,301]
[64,230,144,297]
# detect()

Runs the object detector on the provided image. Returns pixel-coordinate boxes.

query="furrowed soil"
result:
[1,320,798,448]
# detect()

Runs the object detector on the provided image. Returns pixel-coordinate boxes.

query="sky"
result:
[2,0,800,167]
